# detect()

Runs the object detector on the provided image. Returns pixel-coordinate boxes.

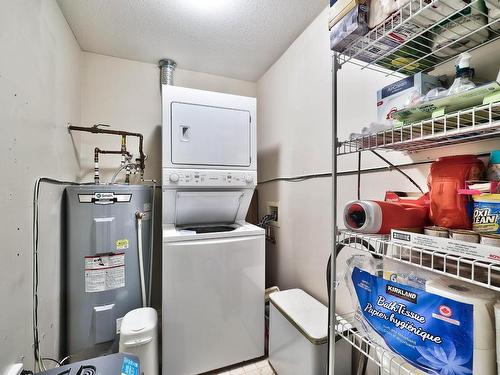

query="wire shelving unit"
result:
[338,101,500,154]
[328,1,500,374]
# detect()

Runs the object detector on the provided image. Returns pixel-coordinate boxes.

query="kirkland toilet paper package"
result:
[345,255,498,374]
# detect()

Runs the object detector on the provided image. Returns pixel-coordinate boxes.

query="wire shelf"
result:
[338,230,500,292]
[336,313,424,375]
[337,101,500,154]
[337,0,500,75]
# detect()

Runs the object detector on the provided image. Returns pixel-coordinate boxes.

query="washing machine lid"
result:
[175,191,244,225]
[163,222,264,242]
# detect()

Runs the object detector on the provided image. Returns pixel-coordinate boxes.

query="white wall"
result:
[0,0,82,371]
[78,52,257,184]
[257,7,397,308]
[256,7,500,310]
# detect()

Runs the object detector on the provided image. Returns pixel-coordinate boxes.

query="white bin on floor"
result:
[269,289,351,375]
[119,307,158,375]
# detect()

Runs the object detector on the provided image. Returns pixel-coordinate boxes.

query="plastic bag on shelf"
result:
[423,87,448,101]
[432,12,489,58]
[369,0,411,28]
[344,254,478,375]
[349,122,394,139]
[413,0,481,26]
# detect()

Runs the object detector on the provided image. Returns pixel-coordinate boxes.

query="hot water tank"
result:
[65,184,152,360]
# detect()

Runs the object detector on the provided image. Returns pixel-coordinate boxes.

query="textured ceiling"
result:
[57,0,327,81]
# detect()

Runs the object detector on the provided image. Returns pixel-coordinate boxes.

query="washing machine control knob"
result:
[245,175,254,184]
[169,173,179,183]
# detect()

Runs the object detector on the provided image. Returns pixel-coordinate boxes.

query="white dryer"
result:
[161,85,264,375]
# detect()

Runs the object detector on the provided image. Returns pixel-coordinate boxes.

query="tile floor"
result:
[216,359,275,375]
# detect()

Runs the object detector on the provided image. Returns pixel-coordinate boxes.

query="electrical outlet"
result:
[266,202,279,227]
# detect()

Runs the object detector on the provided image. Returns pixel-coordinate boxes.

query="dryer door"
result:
[171,102,251,167]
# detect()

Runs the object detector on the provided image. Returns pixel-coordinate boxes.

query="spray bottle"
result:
[447,52,476,96]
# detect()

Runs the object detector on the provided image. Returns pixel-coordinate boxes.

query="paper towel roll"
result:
[485,0,500,31]
[426,278,497,350]
[432,15,489,58]
[495,302,500,375]
[414,0,471,26]
[426,279,498,375]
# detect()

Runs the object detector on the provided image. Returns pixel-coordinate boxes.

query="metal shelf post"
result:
[328,52,340,375]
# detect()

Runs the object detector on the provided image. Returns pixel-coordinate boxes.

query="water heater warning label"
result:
[84,253,125,293]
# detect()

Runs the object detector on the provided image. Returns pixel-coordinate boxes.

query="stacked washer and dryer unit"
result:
[161,85,265,374]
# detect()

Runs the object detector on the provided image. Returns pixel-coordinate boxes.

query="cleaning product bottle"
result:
[487,150,500,181]
[447,52,476,96]
[428,155,485,229]
[344,200,429,234]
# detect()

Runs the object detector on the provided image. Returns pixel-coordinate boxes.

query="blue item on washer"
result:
[36,353,140,375]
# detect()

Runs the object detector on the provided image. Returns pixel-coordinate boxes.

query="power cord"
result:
[370,150,424,194]
[32,178,88,371]
[258,212,278,228]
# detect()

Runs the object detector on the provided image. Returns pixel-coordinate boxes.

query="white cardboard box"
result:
[391,229,500,264]
[377,73,441,124]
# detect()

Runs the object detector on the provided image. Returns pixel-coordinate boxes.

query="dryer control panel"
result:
[163,169,257,188]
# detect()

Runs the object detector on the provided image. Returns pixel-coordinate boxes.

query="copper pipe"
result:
[94,147,135,184]
[95,148,132,159]
[68,124,146,174]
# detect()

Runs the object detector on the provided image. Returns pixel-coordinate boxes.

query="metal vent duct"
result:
[159,59,177,86]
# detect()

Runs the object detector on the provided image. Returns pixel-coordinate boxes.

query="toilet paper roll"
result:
[377,339,496,374]
[432,15,489,58]
[473,348,497,375]
[495,302,500,375]
[426,278,497,350]
[414,0,471,26]
[485,0,500,31]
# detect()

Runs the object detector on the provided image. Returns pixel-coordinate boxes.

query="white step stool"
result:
[269,289,351,375]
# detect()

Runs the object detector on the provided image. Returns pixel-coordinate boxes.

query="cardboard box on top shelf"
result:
[330,5,369,52]
[329,0,367,30]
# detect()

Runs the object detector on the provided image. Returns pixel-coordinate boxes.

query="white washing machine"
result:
[161,85,264,374]
[162,222,264,375]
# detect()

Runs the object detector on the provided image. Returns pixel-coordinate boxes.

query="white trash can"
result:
[119,307,158,375]
[269,289,352,375]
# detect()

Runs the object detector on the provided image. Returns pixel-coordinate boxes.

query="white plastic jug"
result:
[119,307,158,375]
